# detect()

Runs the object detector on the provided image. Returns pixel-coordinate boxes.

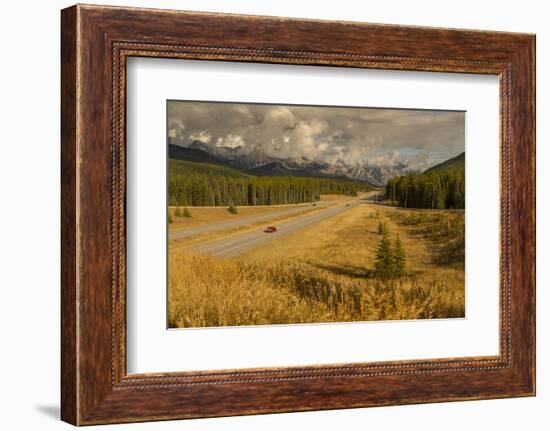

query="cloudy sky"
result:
[167,100,464,171]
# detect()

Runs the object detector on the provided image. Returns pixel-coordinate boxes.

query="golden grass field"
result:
[168,199,465,328]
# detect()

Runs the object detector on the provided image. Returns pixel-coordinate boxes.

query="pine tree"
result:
[228,203,238,214]
[174,206,182,217]
[393,234,406,277]
[375,233,393,278]
[183,207,191,217]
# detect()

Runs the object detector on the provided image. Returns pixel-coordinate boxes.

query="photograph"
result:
[166,100,466,328]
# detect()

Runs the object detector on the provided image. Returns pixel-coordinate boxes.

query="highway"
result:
[169,200,335,241]
[190,198,362,257]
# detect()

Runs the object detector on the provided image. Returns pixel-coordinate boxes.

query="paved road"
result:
[169,200,335,241]
[191,199,362,257]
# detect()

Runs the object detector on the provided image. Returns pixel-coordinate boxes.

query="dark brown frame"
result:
[61,4,536,426]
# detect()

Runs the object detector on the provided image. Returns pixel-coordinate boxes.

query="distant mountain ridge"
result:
[168,143,378,185]
[249,161,362,182]
[424,152,465,173]
[168,140,458,186]
[249,161,312,177]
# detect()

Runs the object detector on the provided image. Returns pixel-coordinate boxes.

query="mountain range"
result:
[169,140,463,186]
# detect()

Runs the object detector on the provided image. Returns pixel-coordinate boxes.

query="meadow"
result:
[168,202,465,328]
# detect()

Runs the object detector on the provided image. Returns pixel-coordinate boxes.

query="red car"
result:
[264,226,277,233]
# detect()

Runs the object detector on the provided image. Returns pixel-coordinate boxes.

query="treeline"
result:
[169,169,370,206]
[385,169,465,209]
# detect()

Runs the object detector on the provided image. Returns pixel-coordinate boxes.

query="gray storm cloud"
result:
[167,101,464,170]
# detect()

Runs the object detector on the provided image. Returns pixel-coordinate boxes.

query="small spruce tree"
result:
[183,206,191,218]
[393,234,406,277]
[174,206,182,217]
[167,211,173,224]
[375,233,393,278]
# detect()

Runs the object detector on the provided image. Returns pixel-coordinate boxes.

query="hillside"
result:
[169,158,251,179]
[168,159,372,206]
[169,144,224,165]
[386,153,465,209]
[424,152,465,173]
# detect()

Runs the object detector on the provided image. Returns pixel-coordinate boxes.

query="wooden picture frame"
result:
[61,4,535,425]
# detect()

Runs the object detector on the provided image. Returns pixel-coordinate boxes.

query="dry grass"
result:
[168,205,305,231]
[168,253,464,328]
[168,203,465,328]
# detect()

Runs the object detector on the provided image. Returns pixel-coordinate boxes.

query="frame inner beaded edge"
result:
[111,41,512,388]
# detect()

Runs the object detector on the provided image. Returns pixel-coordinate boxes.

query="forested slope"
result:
[168,159,372,206]
[385,153,465,209]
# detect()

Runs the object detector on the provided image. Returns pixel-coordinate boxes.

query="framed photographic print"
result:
[61,4,536,425]
[164,100,466,329]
